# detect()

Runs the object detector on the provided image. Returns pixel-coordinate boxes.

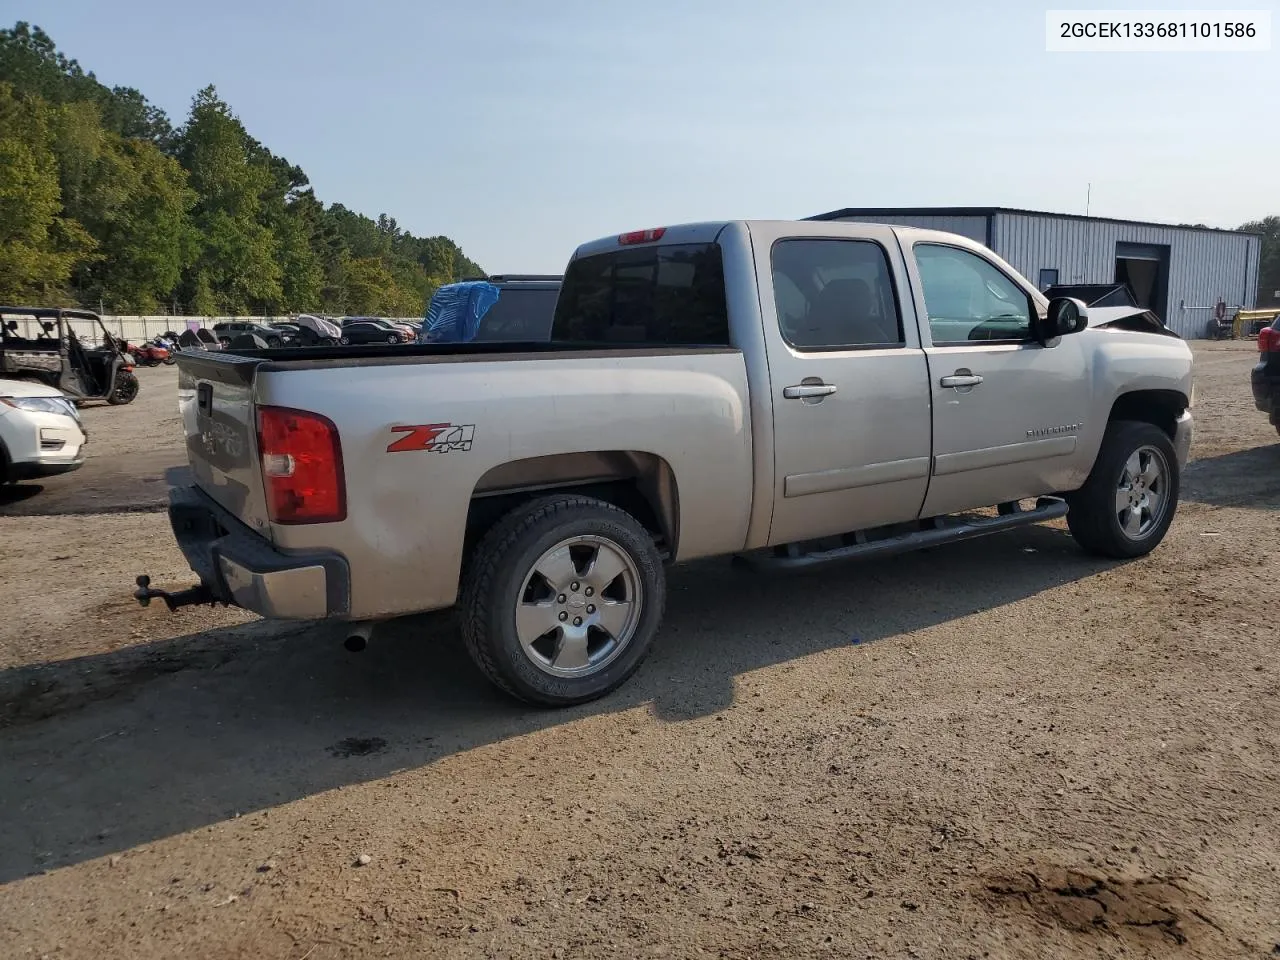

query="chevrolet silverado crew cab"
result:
[136,220,1194,706]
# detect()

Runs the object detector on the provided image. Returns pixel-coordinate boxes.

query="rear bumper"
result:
[168,485,350,620]
[1252,359,1279,422]
[1173,409,1193,471]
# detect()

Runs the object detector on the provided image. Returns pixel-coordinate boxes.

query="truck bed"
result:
[175,342,755,618]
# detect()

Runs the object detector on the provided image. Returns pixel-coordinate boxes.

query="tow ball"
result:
[134,574,220,612]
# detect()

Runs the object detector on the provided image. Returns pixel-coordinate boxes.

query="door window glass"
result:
[915,244,1034,344]
[770,239,903,350]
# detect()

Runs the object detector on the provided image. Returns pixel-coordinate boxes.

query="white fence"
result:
[5,315,421,347]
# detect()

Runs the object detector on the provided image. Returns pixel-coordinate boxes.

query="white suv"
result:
[0,379,87,484]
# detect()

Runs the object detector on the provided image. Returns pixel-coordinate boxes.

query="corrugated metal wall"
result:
[993,213,1257,339]
[828,213,989,244]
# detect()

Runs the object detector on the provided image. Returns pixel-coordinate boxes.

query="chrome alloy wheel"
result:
[514,535,642,678]
[1115,444,1170,540]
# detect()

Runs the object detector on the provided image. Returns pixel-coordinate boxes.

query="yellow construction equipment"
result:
[1234,308,1280,339]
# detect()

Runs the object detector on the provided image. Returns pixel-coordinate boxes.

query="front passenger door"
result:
[908,242,1090,517]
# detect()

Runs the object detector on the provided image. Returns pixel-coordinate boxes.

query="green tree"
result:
[91,138,197,311]
[1,21,484,314]
[1240,216,1280,308]
[176,85,281,313]
[0,23,172,146]
[340,256,395,314]
[0,82,94,302]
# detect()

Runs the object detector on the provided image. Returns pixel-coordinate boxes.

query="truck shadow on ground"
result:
[0,524,1106,883]
[1181,443,1280,510]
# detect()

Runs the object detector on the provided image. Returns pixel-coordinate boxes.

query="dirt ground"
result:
[0,343,1277,959]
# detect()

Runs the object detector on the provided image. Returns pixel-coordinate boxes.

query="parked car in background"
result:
[341,317,416,341]
[211,321,289,348]
[419,275,561,344]
[1252,314,1280,436]
[0,378,87,484]
[339,320,409,345]
[291,314,344,346]
[144,219,1195,708]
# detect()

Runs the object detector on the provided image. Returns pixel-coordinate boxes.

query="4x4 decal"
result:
[387,423,475,453]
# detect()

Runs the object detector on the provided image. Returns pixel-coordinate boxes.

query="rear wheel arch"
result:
[464,451,680,561]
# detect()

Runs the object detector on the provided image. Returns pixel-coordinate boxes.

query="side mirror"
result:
[1045,297,1089,340]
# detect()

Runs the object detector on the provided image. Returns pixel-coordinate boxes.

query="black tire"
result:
[107,370,139,405]
[218,337,231,348]
[459,495,666,707]
[386,333,399,344]
[1066,420,1179,559]
[338,335,350,345]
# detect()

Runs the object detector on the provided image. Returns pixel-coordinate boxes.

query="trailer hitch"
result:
[134,575,220,612]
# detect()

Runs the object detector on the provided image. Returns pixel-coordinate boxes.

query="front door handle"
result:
[940,374,983,388]
[783,383,838,400]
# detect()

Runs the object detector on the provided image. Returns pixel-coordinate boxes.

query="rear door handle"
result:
[783,383,838,400]
[939,374,983,388]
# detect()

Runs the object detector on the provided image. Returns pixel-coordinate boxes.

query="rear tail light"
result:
[1258,326,1280,352]
[257,405,346,524]
[618,227,667,245]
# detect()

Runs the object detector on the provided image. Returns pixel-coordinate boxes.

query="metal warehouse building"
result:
[808,206,1261,339]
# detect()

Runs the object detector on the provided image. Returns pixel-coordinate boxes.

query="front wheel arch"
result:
[1106,389,1189,440]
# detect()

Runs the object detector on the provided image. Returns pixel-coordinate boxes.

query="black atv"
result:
[0,306,139,405]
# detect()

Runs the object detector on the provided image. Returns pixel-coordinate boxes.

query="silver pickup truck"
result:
[137,220,1194,706]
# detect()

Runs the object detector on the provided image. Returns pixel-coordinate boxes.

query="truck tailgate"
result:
[176,352,274,537]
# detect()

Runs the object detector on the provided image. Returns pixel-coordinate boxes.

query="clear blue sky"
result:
[15,0,1278,273]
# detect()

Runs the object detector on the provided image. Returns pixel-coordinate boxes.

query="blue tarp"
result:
[420,281,501,343]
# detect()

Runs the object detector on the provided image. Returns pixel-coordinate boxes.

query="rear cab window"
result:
[552,243,730,345]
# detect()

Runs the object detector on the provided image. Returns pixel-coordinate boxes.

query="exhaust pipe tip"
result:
[343,621,374,653]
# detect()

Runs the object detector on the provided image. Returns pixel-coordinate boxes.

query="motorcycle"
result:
[127,339,175,367]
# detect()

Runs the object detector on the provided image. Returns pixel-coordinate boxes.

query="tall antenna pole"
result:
[1086,183,1092,217]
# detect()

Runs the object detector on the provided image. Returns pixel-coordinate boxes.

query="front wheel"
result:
[386,333,400,344]
[459,495,666,706]
[1066,420,1179,559]
[107,370,139,405]
[338,336,350,345]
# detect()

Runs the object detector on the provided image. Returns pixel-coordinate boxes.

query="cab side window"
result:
[914,243,1034,345]
[771,239,903,351]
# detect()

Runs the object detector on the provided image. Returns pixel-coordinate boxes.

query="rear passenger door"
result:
[751,223,933,546]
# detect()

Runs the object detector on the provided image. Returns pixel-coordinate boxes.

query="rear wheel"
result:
[1066,420,1179,558]
[107,370,139,405]
[460,495,666,706]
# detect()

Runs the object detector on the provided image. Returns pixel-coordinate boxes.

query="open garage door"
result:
[1114,242,1170,322]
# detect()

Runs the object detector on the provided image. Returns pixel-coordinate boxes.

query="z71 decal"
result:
[387,423,475,453]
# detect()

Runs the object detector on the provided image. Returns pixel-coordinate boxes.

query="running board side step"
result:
[733,497,1068,572]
